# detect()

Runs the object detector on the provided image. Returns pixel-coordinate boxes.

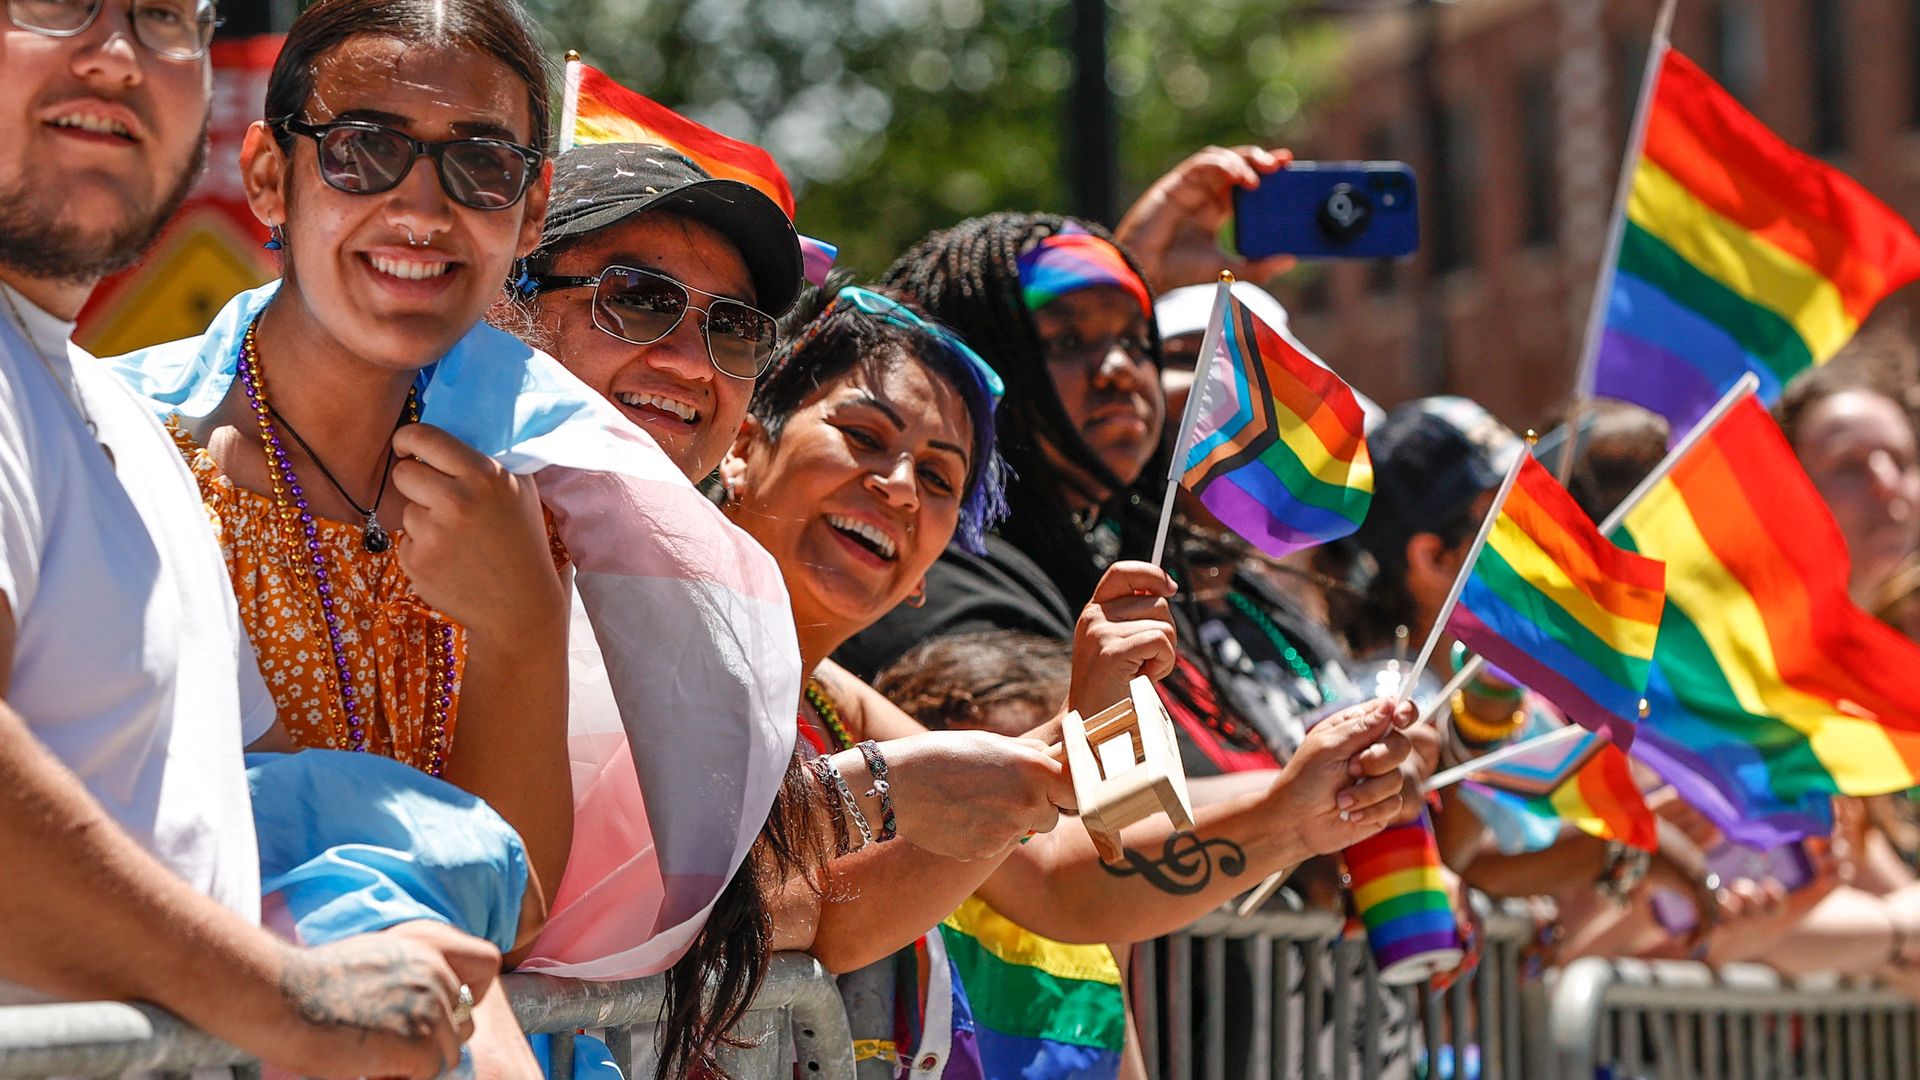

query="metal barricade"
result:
[0,953,856,1080]
[1130,891,1542,1080]
[1546,955,1920,1080]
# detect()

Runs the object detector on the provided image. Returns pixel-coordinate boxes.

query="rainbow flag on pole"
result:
[559,57,836,286]
[1448,455,1666,747]
[1591,49,1920,428]
[1177,289,1372,557]
[1620,396,1920,846]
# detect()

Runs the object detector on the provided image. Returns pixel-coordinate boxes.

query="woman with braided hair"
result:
[841,211,1374,779]
[837,207,1438,1079]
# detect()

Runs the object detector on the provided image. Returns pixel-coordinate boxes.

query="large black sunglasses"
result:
[531,265,779,380]
[274,118,543,211]
[7,0,218,61]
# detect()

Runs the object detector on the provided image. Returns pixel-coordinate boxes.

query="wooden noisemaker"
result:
[1058,676,1196,865]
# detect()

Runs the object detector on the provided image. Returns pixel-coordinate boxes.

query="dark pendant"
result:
[362,515,392,554]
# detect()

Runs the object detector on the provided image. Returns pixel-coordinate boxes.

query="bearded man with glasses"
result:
[516,142,802,482]
[0,2,501,1075]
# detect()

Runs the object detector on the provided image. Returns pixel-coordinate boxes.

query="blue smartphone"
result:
[1230,161,1421,260]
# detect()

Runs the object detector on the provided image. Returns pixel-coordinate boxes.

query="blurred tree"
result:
[524,0,1338,277]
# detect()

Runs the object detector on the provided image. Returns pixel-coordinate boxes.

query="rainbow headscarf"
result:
[1016,225,1152,317]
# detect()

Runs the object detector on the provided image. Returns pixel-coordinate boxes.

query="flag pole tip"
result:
[1524,429,1539,445]
[1219,270,1236,283]
[566,49,581,61]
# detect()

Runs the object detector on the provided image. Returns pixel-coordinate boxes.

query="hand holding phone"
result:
[1230,161,1421,260]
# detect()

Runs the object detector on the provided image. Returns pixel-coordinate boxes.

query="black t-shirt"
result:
[835,534,1077,681]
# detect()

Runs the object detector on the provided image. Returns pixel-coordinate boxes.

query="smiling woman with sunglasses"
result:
[108,1,568,1070]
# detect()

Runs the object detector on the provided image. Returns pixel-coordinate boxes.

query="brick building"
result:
[1281,0,1920,428]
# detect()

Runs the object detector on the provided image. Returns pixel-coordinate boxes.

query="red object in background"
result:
[76,35,283,356]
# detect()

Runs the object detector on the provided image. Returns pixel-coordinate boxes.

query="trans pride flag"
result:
[110,283,800,980]
[1591,49,1920,429]
[1449,455,1666,748]
[1176,286,1372,557]
[561,57,837,287]
[1467,737,1657,853]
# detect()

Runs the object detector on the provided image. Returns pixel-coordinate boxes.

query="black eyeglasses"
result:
[8,0,217,60]
[274,118,543,211]
[531,265,779,380]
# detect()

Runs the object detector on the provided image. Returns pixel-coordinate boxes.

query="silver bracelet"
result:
[824,755,874,850]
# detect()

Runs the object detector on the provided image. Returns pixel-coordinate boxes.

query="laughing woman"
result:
[714,287,1415,970]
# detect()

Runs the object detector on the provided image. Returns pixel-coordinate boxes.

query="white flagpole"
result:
[1596,372,1760,535]
[1150,272,1234,567]
[1398,448,1528,699]
[558,51,584,154]
[1559,0,1678,480]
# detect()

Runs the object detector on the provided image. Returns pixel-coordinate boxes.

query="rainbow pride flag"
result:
[1619,396,1920,847]
[1469,741,1657,852]
[939,895,1126,1080]
[560,58,838,287]
[1178,290,1372,557]
[1449,455,1666,747]
[1592,49,1920,429]
[563,59,794,214]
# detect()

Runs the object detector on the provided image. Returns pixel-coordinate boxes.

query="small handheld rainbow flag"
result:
[1169,281,1372,559]
[559,56,837,286]
[1468,740,1657,852]
[1447,455,1666,747]
[1620,395,1920,846]
[1589,47,1920,429]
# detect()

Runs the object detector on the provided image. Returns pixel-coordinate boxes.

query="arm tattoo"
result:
[1098,832,1247,895]
[278,939,445,1042]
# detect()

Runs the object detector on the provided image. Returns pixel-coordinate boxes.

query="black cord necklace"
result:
[264,393,416,553]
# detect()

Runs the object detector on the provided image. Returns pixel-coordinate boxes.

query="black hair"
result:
[870,631,1071,735]
[749,276,1008,553]
[656,750,827,1080]
[264,0,551,152]
[881,212,1168,601]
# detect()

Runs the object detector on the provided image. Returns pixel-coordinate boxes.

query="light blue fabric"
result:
[248,751,527,952]
[527,1033,625,1080]
[106,280,628,472]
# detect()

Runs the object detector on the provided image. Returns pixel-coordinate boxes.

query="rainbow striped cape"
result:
[1592,49,1920,429]
[1468,738,1657,853]
[1179,291,1372,557]
[1449,455,1666,747]
[560,58,836,286]
[1619,397,1920,846]
[939,895,1126,1080]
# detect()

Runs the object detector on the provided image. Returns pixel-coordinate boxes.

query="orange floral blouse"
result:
[173,425,566,772]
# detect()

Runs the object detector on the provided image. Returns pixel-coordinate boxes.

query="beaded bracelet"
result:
[855,739,897,843]
[807,756,855,857]
[1448,690,1528,747]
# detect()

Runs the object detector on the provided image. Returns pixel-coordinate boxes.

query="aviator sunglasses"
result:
[530,265,780,380]
[274,117,544,211]
[7,0,217,60]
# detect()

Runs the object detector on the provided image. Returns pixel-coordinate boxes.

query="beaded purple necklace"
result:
[237,319,455,773]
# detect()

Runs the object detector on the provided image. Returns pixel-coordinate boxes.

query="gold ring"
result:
[451,983,474,1026]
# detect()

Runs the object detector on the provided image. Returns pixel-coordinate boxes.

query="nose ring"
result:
[405,227,435,248]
